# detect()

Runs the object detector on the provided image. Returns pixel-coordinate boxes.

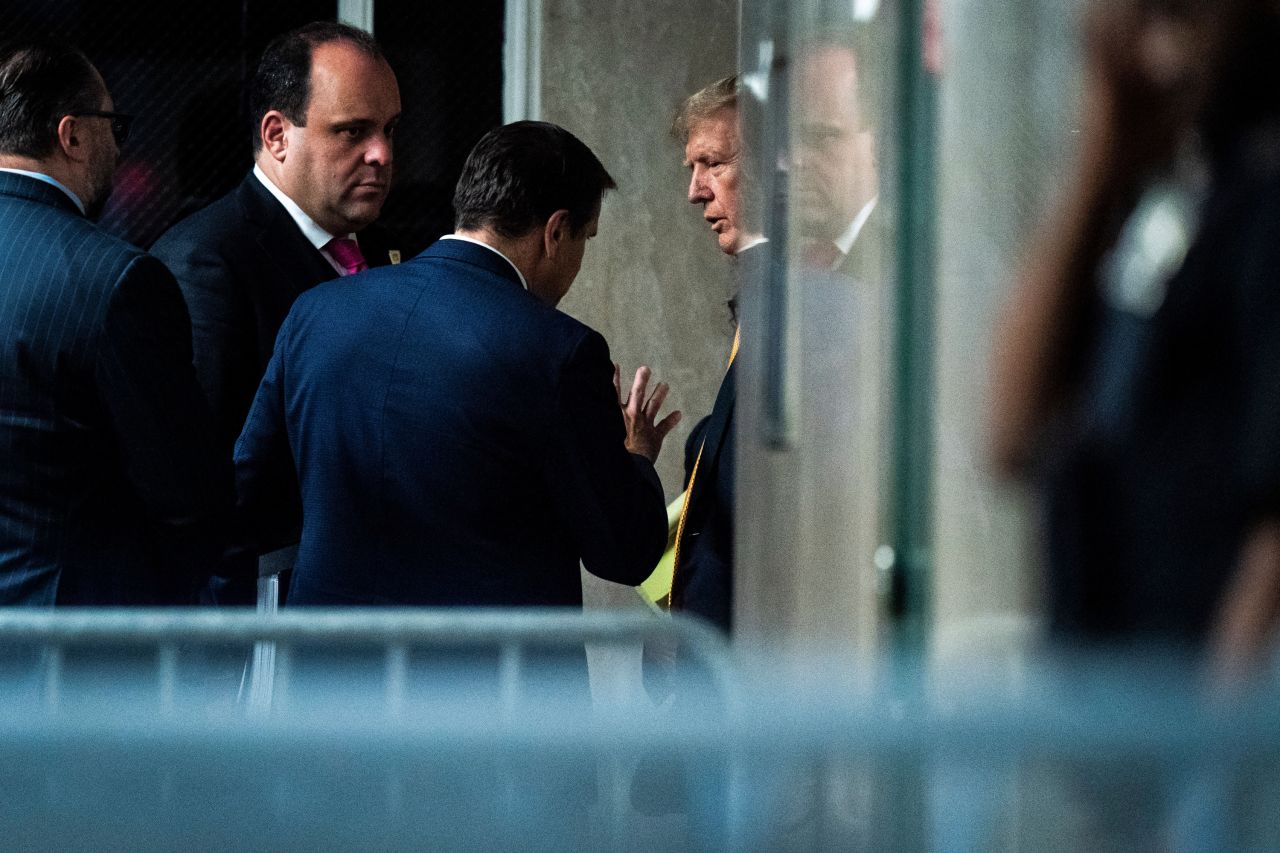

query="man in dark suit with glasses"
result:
[0,39,228,605]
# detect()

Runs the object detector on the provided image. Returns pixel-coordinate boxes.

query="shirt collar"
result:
[252,164,351,249]
[735,234,770,254]
[835,196,878,257]
[440,234,529,292]
[0,167,86,214]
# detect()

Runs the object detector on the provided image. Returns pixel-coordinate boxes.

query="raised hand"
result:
[614,364,682,463]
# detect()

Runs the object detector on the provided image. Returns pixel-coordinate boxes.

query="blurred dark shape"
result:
[990,0,1280,679]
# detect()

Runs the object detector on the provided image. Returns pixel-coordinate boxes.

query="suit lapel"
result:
[838,205,888,284]
[356,224,399,269]
[695,360,736,481]
[236,175,338,297]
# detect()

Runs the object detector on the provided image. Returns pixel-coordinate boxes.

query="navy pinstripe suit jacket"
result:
[0,171,230,605]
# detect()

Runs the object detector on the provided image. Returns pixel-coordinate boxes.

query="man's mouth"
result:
[351,182,388,198]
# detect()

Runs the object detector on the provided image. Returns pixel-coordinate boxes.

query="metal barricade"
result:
[2,613,1278,851]
[0,607,732,714]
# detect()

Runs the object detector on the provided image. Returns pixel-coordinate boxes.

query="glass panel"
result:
[734,2,902,655]
[930,0,1081,656]
[734,0,1085,658]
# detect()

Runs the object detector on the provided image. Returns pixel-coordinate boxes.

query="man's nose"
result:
[687,168,711,204]
[365,133,393,166]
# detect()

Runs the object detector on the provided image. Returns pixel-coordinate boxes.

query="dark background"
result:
[3,0,504,255]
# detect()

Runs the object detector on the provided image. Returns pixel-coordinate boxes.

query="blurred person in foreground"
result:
[0,40,227,604]
[151,22,402,603]
[235,121,677,608]
[990,0,1280,682]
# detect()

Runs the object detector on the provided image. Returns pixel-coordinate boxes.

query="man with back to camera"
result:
[151,21,402,602]
[235,120,679,608]
[0,39,228,605]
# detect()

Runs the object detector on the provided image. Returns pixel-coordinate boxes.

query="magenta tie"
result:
[326,237,368,275]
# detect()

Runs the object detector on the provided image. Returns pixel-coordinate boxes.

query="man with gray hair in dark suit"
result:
[0,39,229,605]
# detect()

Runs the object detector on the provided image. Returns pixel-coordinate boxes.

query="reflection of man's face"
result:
[793,45,876,242]
[278,41,401,236]
[684,107,745,255]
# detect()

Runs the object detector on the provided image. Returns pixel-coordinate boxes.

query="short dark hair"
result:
[453,121,617,239]
[671,75,737,144]
[248,21,384,153]
[0,40,101,159]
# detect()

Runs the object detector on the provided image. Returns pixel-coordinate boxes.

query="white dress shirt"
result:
[252,164,353,276]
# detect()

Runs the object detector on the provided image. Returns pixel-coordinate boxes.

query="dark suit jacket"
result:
[151,172,397,460]
[0,171,228,605]
[235,238,668,606]
[670,245,768,632]
[151,173,395,600]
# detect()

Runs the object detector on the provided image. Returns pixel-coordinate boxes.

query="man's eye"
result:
[339,127,362,139]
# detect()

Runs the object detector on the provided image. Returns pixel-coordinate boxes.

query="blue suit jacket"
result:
[0,172,229,605]
[235,238,668,606]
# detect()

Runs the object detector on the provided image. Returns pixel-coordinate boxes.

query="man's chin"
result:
[339,205,384,233]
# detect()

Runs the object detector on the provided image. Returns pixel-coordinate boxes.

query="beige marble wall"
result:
[540,0,740,505]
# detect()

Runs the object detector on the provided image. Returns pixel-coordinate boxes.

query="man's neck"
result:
[733,233,768,255]
[0,154,70,188]
[454,228,539,285]
[0,155,86,213]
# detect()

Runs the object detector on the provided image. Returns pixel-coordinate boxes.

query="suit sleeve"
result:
[233,310,302,555]
[151,233,256,455]
[545,330,668,586]
[95,254,232,574]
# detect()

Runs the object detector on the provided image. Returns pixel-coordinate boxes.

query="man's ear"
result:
[55,115,87,163]
[542,208,572,259]
[260,111,290,162]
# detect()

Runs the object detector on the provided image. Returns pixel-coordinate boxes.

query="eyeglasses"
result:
[69,110,134,146]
